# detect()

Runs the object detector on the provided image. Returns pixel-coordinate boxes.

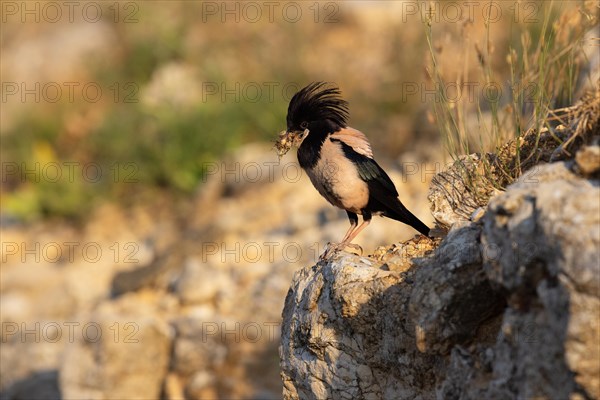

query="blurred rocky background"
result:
[1,1,598,399]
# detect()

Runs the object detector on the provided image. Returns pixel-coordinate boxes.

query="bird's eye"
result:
[300,121,308,129]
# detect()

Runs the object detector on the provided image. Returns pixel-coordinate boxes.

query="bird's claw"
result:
[319,242,337,260]
[344,242,363,255]
[319,242,362,260]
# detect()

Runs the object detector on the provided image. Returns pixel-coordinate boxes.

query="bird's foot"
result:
[320,242,348,260]
[319,242,339,260]
[319,242,363,260]
[344,242,363,256]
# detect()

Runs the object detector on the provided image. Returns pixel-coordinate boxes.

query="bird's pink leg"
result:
[321,218,371,259]
[340,219,358,243]
[340,218,370,254]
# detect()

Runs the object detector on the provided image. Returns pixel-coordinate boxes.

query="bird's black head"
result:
[286,82,349,135]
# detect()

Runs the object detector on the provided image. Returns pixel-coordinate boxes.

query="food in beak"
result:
[275,130,295,159]
[274,129,309,159]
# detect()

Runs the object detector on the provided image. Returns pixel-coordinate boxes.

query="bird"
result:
[283,82,431,258]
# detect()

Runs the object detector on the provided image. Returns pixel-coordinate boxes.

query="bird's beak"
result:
[274,128,310,159]
[291,128,309,146]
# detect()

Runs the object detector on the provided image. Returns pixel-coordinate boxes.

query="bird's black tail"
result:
[385,199,431,237]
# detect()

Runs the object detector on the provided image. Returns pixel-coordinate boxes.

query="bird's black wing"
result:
[331,137,431,236]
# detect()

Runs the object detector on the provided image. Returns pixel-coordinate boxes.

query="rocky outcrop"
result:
[280,146,600,399]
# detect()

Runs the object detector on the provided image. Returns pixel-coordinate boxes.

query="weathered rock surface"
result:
[428,153,503,227]
[280,148,600,399]
[280,240,442,400]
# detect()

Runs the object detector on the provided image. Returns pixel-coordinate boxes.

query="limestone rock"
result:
[280,248,442,399]
[409,223,504,355]
[575,144,600,176]
[281,160,600,399]
[480,162,600,399]
[428,154,503,228]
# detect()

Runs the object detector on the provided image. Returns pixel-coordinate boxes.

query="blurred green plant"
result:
[0,2,300,221]
[2,66,285,220]
[2,98,287,221]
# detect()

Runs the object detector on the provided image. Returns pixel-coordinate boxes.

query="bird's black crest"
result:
[287,82,349,130]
